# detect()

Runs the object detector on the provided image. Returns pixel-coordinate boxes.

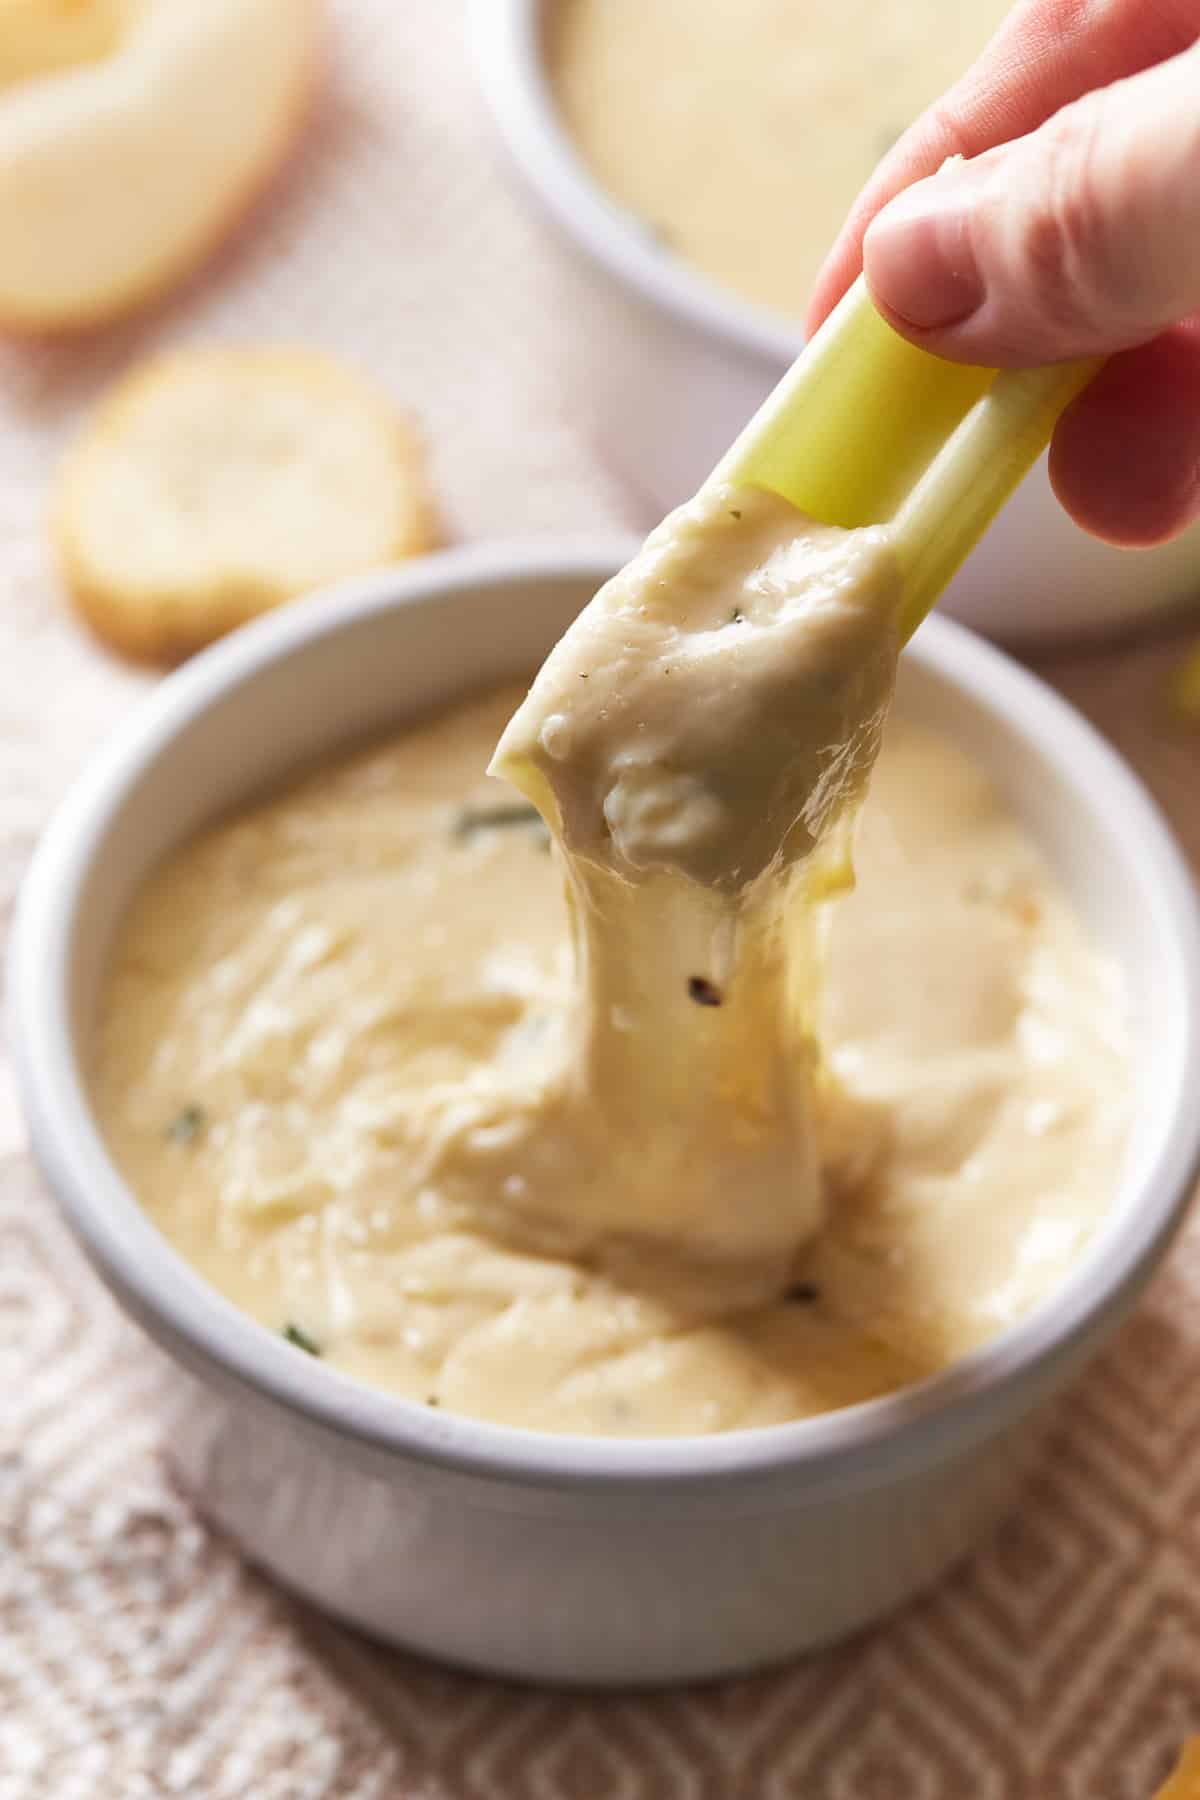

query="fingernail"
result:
[864,172,985,330]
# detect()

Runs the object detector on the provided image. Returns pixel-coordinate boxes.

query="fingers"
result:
[860,43,1200,364]
[806,0,1200,335]
[804,0,1200,549]
[1048,318,1200,544]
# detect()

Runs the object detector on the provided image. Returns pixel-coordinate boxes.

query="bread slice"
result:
[0,0,136,90]
[54,346,439,663]
[0,0,319,331]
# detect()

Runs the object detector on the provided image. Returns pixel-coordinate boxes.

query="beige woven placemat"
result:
[2,4,1200,1795]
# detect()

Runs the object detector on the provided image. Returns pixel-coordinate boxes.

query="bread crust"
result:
[54,346,440,664]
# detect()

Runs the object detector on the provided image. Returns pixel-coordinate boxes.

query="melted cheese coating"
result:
[482,488,902,1295]
[550,0,1013,316]
[93,674,1129,1435]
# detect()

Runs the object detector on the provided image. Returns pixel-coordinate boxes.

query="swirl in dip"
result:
[93,492,1129,1436]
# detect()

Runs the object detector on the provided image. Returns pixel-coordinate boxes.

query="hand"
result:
[808,0,1200,547]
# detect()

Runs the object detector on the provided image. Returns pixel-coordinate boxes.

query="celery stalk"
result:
[891,356,1099,639]
[710,275,1099,642]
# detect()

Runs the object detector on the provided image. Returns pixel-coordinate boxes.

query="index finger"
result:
[805,0,1200,336]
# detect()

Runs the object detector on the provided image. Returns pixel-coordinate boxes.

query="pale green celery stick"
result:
[890,356,1098,639]
[711,275,1100,642]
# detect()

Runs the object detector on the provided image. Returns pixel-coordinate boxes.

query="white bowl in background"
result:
[471,0,1200,647]
[9,544,1200,1686]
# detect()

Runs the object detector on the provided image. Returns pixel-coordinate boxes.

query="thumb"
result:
[862,41,1200,366]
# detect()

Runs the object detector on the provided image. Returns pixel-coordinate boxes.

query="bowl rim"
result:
[9,539,1200,1493]
[468,0,805,367]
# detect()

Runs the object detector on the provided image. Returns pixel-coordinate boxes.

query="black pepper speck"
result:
[688,976,722,1007]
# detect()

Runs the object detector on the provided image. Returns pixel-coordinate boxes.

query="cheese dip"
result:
[93,495,1129,1436]
[550,0,1012,316]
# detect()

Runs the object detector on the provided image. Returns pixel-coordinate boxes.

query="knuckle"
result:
[1011,100,1111,331]
[921,94,987,162]
[1036,0,1094,44]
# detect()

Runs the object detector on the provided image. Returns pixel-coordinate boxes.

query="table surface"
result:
[2,5,1200,1796]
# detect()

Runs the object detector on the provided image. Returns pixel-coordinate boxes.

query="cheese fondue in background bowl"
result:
[10,545,1200,1686]
[471,0,1200,646]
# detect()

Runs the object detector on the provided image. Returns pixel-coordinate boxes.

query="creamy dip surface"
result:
[550,0,1013,315]
[93,492,1129,1437]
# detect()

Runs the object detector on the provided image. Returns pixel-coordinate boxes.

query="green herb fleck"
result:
[426,1394,440,1407]
[453,802,548,845]
[729,508,742,520]
[785,1282,821,1304]
[167,1104,207,1145]
[283,1322,322,1356]
[688,975,722,1008]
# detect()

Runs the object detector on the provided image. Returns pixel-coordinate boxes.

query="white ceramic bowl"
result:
[9,543,1200,1687]
[471,0,1200,646]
